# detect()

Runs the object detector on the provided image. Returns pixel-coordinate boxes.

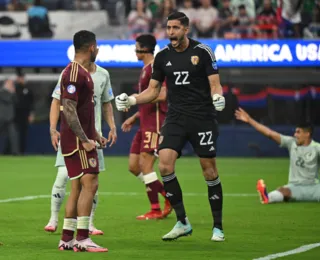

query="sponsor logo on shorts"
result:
[88,158,97,168]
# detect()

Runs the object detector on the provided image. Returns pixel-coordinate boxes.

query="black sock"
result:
[207,176,223,230]
[162,172,186,224]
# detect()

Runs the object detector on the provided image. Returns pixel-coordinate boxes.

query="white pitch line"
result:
[0,192,256,204]
[253,242,320,260]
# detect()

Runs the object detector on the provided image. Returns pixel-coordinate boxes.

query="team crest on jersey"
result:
[67,85,76,94]
[191,56,199,65]
[88,158,97,168]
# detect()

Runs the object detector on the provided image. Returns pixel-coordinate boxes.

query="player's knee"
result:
[128,162,140,175]
[158,160,174,176]
[54,166,68,189]
[139,153,154,173]
[278,187,291,199]
[202,167,218,180]
[200,158,218,180]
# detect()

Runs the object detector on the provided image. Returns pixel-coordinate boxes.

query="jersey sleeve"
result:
[201,44,219,76]
[279,135,295,149]
[51,71,64,100]
[151,51,165,83]
[61,63,82,102]
[102,70,114,103]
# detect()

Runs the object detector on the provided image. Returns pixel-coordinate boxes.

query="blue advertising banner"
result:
[1,39,319,67]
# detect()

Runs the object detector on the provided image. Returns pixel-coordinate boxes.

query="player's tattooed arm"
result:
[62,98,89,143]
[208,74,223,96]
[135,79,161,105]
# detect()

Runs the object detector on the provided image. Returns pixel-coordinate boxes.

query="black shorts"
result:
[158,112,219,158]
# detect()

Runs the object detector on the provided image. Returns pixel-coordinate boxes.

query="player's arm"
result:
[50,98,61,151]
[115,52,165,111]
[235,108,281,144]
[121,112,140,132]
[202,45,225,111]
[50,77,63,151]
[102,102,117,146]
[62,98,89,143]
[150,85,166,103]
[101,70,117,146]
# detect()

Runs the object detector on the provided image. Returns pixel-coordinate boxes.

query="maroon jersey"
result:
[138,63,167,133]
[60,61,96,155]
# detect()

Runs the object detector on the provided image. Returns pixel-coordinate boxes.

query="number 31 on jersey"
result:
[174,71,190,85]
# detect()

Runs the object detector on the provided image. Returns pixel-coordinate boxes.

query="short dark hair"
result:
[167,11,189,27]
[73,30,96,52]
[297,122,314,137]
[239,4,246,9]
[136,34,157,54]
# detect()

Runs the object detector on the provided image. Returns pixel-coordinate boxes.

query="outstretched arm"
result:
[235,108,281,144]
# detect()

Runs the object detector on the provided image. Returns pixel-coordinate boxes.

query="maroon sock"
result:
[146,181,161,210]
[62,229,74,242]
[155,180,166,197]
[76,229,89,241]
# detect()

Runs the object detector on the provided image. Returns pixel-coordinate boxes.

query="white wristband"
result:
[128,96,137,106]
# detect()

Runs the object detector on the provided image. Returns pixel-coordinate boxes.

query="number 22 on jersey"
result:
[173,71,190,85]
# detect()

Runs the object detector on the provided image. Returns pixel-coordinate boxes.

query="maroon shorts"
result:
[64,149,99,180]
[130,128,160,155]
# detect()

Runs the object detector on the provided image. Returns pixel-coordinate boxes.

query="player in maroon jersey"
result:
[58,30,108,253]
[121,34,172,220]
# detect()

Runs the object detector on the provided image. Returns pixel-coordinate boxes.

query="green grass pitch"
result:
[0,156,319,260]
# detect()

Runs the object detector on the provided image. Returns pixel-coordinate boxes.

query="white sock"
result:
[77,216,90,230]
[63,218,77,231]
[137,172,144,183]
[50,166,68,222]
[143,172,158,184]
[268,190,284,203]
[89,191,98,228]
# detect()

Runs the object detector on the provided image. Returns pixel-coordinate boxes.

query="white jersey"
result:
[280,135,320,185]
[52,65,114,170]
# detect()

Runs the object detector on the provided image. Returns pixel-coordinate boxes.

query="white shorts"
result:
[284,183,320,202]
[55,145,105,172]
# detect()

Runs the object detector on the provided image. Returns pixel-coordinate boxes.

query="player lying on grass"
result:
[235,108,320,204]
[121,34,172,220]
[45,61,116,235]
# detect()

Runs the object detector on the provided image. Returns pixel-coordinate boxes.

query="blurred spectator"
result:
[27,0,53,38]
[279,0,303,38]
[153,0,176,39]
[14,71,34,155]
[0,79,19,155]
[217,0,237,38]
[127,0,152,39]
[6,0,27,10]
[178,0,196,37]
[75,0,100,10]
[233,4,255,38]
[194,0,218,38]
[231,0,256,19]
[256,0,278,39]
[308,0,320,37]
